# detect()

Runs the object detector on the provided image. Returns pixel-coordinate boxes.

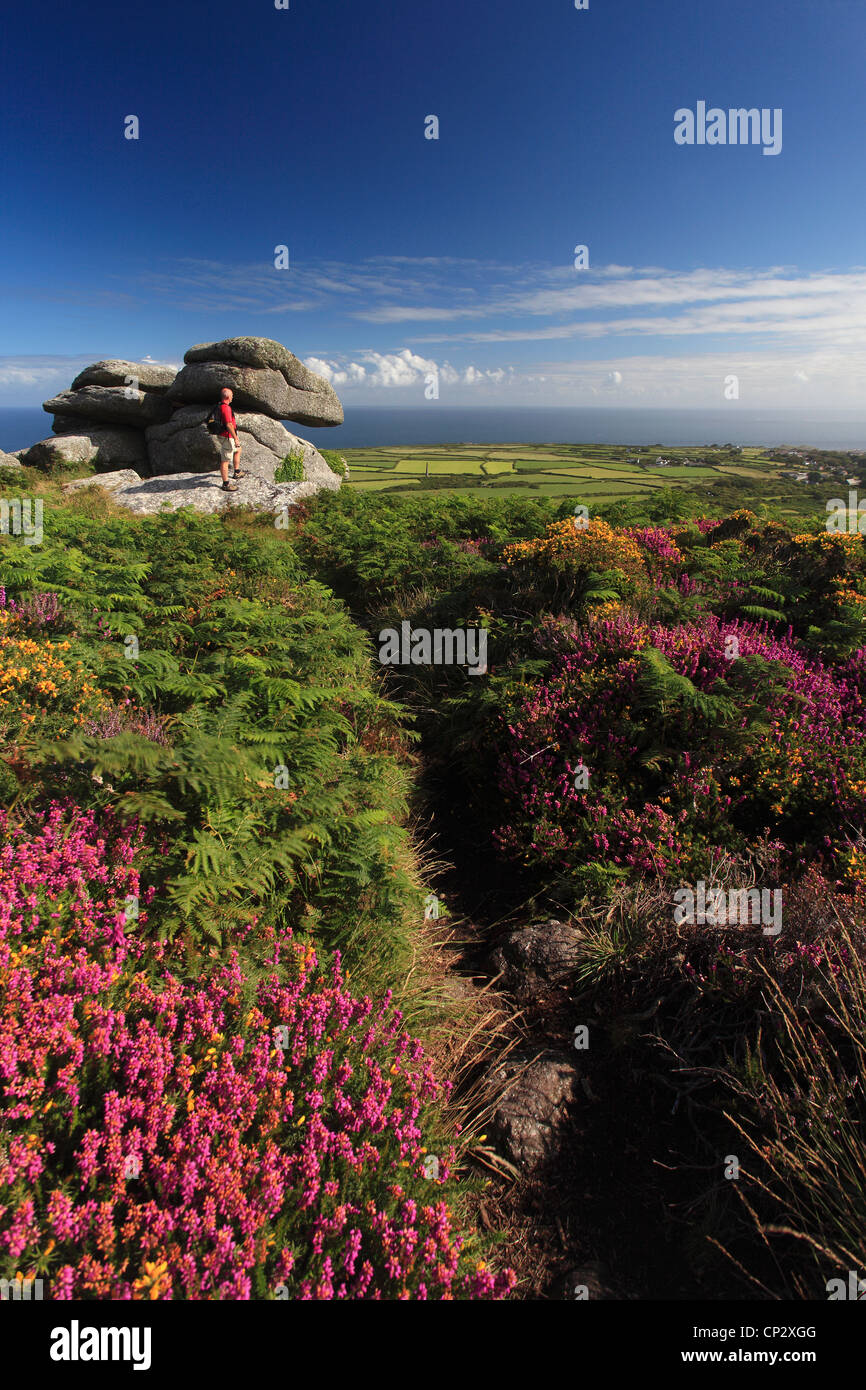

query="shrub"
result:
[275,451,305,484]
[503,516,649,608]
[320,450,348,481]
[0,588,114,741]
[492,609,866,892]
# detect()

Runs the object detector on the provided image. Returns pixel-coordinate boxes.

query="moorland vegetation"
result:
[2,459,865,1299]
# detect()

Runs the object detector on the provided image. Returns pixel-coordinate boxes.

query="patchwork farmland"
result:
[340,442,824,519]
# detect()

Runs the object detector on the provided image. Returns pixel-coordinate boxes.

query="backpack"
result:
[206,403,226,434]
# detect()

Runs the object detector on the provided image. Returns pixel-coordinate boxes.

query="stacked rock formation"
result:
[171,338,342,425]
[148,336,342,477]
[37,359,175,471]
[20,337,344,514]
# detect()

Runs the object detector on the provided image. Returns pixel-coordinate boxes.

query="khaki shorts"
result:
[218,435,240,461]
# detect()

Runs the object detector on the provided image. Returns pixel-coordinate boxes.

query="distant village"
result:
[765,447,864,487]
[626,445,864,487]
[625,447,737,468]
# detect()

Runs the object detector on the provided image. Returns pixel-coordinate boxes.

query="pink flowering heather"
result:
[84,705,171,745]
[0,806,514,1301]
[624,526,684,567]
[0,588,64,627]
[493,610,866,881]
[17,592,63,628]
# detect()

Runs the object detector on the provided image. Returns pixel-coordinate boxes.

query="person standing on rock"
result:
[217,388,246,491]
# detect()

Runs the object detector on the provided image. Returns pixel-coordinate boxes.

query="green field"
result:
[338,441,823,515]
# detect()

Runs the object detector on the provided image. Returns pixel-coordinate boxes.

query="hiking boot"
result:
[233,468,247,479]
[221,480,238,492]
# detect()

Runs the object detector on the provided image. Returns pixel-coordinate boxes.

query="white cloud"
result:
[359,349,438,387]
[305,356,342,383]
[300,342,866,409]
[304,350,516,395]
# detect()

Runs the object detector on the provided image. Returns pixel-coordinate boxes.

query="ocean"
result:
[3,405,866,454]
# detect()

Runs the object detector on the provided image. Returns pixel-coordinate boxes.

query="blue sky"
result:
[2,0,865,410]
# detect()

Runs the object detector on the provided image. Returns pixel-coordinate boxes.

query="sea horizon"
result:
[3,404,866,455]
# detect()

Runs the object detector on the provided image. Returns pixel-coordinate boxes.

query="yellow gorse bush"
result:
[589,599,627,623]
[831,580,866,611]
[502,516,646,579]
[0,623,112,736]
[791,530,864,557]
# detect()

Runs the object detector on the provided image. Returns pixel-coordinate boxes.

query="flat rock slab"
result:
[98,471,277,515]
[50,419,339,516]
[88,471,322,517]
[43,386,172,428]
[70,360,176,392]
[63,470,143,493]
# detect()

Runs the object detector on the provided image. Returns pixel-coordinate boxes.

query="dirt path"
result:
[426,795,746,1302]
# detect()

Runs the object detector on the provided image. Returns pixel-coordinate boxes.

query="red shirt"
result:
[218,402,236,437]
